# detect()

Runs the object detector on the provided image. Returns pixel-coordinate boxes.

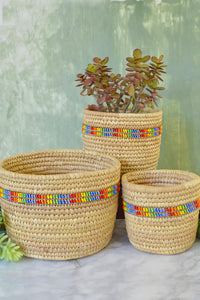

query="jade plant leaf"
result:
[133,49,142,59]
[128,85,135,97]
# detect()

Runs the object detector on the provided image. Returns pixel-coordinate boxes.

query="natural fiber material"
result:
[122,170,200,255]
[82,109,162,175]
[0,149,120,260]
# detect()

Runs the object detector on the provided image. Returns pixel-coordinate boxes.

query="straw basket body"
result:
[0,149,120,260]
[122,170,200,255]
[82,109,162,175]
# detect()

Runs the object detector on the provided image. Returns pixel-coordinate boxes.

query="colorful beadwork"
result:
[122,199,200,217]
[0,183,120,205]
[82,124,162,138]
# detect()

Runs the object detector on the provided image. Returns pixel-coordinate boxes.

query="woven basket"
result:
[82,109,162,175]
[122,170,200,255]
[0,149,120,260]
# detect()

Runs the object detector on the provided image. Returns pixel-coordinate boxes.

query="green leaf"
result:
[127,85,135,97]
[0,234,23,262]
[133,49,142,59]
[87,64,98,73]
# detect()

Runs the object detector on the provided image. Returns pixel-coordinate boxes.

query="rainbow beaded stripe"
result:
[82,124,162,138]
[0,183,120,205]
[123,199,200,217]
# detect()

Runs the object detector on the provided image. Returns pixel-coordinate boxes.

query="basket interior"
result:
[1,150,118,176]
[127,171,196,187]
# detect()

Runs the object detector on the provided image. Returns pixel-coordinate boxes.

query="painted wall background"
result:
[0,0,200,174]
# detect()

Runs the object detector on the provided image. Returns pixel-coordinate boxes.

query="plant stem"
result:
[106,102,112,112]
[131,84,145,113]
[123,96,133,113]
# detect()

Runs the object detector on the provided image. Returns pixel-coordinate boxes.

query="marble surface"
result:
[0,220,200,300]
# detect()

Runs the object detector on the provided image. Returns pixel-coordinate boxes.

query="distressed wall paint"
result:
[0,0,200,174]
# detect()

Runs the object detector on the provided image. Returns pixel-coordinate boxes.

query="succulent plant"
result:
[76,49,167,113]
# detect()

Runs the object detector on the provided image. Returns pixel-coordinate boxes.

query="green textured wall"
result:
[0,0,200,174]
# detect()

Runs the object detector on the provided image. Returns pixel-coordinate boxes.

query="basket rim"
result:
[0,149,121,179]
[122,169,200,192]
[83,108,162,118]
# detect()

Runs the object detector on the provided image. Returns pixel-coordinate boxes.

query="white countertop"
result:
[0,220,200,300]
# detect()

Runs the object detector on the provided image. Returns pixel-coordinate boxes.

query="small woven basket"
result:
[122,170,200,255]
[0,149,120,260]
[82,109,162,175]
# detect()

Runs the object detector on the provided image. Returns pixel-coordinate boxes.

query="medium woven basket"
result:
[0,149,120,260]
[82,109,162,175]
[122,170,200,255]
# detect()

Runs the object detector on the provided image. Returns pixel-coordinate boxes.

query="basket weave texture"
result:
[122,170,200,255]
[0,149,120,260]
[82,109,162,175]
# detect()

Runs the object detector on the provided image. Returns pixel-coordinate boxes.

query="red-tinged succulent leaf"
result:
[156,87,165,90]
[76,83,83,87]
[135,73,147,80]
[139,63,149,68]
[126,57,135,63]
[158,55,164,62]
[159,64,167,68]
[80,89,87,96]
[127,63,136,68]
[148,79,159,89]
[87,89,92,95]
[156,75,163,81]
[125,68,134,72]
[127,85,135,97]
[84,79,92,85]
[102,67,112,72]
[77,73,84,78]
[133,49,142,59]
[97,96,106,104]
[138,102,145,108]
[124,97,130,104]
[93,57,102,63]
[88,104,99,111]
[87,64,98,73]
[113,93,120,99]
[101,57,109,66]
[140,55,150,63]
[151,56,159,64]
[140,93,149,100]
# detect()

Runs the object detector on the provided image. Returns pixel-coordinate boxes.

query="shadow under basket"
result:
[122,170,200,255]
[0,149,121,260]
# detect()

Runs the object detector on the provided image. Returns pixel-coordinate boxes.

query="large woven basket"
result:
[0,149,120,260]
[82,109,162,175]
[122,170,200,255]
